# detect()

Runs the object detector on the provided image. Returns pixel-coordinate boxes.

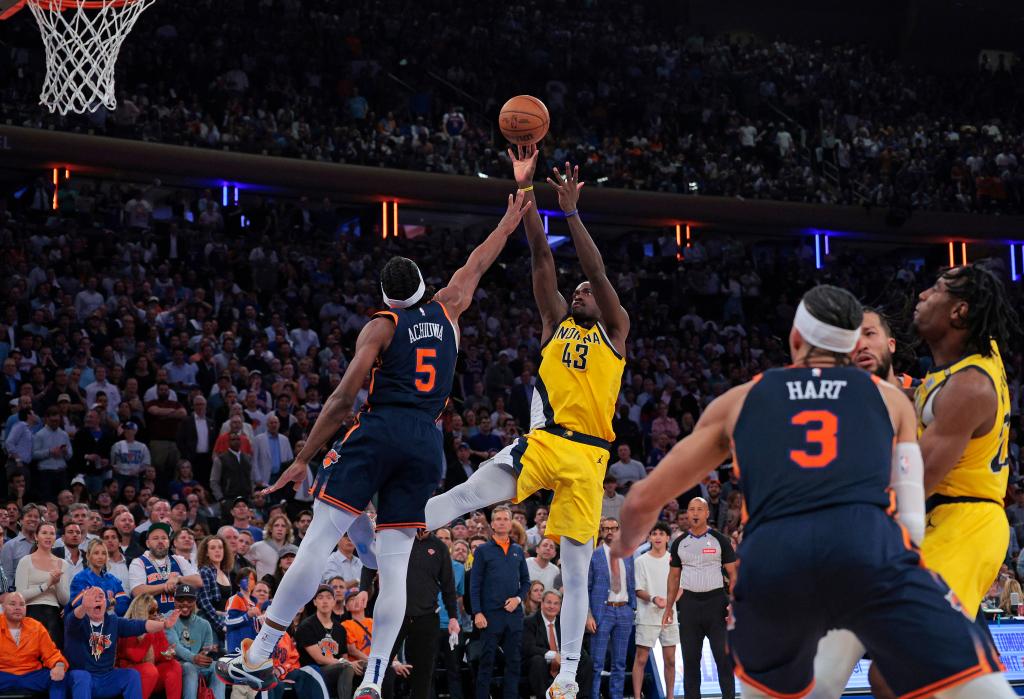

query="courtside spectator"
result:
[471,505,530,699]
[322,534,362,588]
[600,475,625,521]
[169,583,227,699]
[70,539,130,616]
[224,569,269,654]
[247,514,292,579]
[64,586,178,699]
[117,594,183,699]
[294,584,356,699]
[0,591,68,699]
[128,523,203,615]
[587,518,635,699]
[16,521,71,645]
[526,538,561,592]
[633,522,678,699]
[522,590,593,699]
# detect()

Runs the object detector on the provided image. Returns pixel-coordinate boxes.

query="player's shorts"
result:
[921,497,1009,616]
[729,503,1003,699]
[312,406,443,529]
[489,425,607,545]
[635,622,679,648]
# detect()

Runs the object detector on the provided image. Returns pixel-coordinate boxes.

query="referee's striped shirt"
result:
[669,528,736,593]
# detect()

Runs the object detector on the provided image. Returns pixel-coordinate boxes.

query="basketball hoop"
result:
[1,0,155,115]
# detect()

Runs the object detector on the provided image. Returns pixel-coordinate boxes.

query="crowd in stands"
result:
[3,1,1024,215]
[0,168,1021,699]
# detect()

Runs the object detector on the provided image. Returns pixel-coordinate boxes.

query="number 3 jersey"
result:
[535,316,625,442]
[368,301,458,419]
[732,366,894,533]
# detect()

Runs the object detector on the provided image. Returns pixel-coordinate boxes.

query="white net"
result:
[25,0,156,115]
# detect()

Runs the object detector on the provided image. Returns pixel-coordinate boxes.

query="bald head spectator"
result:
[250,414,293,489]
[0,591,68,699]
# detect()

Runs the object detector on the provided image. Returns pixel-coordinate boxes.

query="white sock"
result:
[424,460,517,530]
[555,536,592,684]
[809,629,865,699]
[356,528,416,687]
[246,500,355,665]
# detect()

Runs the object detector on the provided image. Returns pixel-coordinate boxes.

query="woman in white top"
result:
[15,521,71,645]
[246,514,293,579]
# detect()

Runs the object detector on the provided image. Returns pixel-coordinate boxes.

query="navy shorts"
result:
[729,504,1001,699]
[312,407,443,529]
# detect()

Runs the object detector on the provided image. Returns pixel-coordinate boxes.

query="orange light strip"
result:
[393,201,399,238]
[948,241,954,268]
[381,201,388,239]
[675,224,683,261]
[686,223,692,248]
[64,168,70,179]
[51,168,58,210]
[961,242,968,266]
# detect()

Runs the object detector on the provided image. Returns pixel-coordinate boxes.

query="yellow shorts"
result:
[920,500,1008,615]
[498,427,607,545]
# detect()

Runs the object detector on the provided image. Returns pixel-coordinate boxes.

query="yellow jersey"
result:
[533,317,625,443]
[914,340,1011,503]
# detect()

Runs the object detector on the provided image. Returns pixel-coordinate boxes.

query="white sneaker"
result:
[354,683,382,699]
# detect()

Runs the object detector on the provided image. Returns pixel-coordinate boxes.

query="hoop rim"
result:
[1,0,143,19]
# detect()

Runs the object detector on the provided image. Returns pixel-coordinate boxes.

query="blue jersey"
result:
[367,301,458,419]
[732,366,893,533]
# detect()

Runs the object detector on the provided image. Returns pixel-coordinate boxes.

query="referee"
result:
[665,497,737,699]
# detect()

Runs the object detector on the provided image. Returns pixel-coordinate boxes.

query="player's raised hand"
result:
[508,144,539,186]
[546,162,584,214]
[495,189,533,236]
[261,456,309,496]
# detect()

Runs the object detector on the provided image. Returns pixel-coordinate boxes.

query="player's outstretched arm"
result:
[613,386,738,558]
[434,191,532,320]
[509,145,568,341]
[546,163,630,355]
[261,317,394,494]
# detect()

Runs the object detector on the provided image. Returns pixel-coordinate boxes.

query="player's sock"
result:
[810,630,865,699]
[554,535,592,684]
[247,500,356,665]
[357,528,415,687]
[424,460,517,529]
[935,673,1016,698]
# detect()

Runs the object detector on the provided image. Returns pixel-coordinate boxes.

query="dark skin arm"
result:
[260,317,394,494]
[919,369,998,494]
[509,145,568,342]
[546,163,630,356]
[433,190,532,320]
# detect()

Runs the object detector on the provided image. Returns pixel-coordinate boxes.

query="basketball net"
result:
[7,0,155,115]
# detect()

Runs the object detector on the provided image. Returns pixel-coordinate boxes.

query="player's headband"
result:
[794,300,859,353]
[381,266,426,309]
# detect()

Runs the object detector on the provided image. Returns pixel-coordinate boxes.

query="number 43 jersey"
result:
[535,316,625,442]
[368,302,459,419]
[732,366,894,534]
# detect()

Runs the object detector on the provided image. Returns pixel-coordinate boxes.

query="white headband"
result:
[794,300,859,353]
[381,267,426,309]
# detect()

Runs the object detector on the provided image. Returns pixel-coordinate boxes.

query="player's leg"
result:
[424,458,517,529]
[355,528,416,695]
[809,630,865,699]
[554,535,592,692]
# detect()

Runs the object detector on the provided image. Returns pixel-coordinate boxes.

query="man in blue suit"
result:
[471,505,531,699]
[587,517,635,699]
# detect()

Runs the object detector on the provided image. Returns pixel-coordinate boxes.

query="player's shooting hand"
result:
[262,457,309,496]
[496,189,532,236]
[546,162,584,213]
[508,144,540,186]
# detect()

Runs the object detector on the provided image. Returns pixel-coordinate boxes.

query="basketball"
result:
[499,95,550,145]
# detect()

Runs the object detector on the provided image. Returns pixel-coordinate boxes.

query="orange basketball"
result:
[499,95,550,145]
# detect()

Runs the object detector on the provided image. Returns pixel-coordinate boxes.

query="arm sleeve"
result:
[891,442,926,546]
[38,627,68,669]
[224,596,250,628]
[117,617,150,638]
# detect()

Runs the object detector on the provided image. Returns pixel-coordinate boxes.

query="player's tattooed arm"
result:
[547,162,630,355]
[509,145,568,341]
[435,191,532,320]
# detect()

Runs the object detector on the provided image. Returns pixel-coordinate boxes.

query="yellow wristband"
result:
[518,185,534,193]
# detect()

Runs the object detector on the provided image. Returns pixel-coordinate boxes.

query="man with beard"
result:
[127,523,202,614]
[853,308,917,389]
